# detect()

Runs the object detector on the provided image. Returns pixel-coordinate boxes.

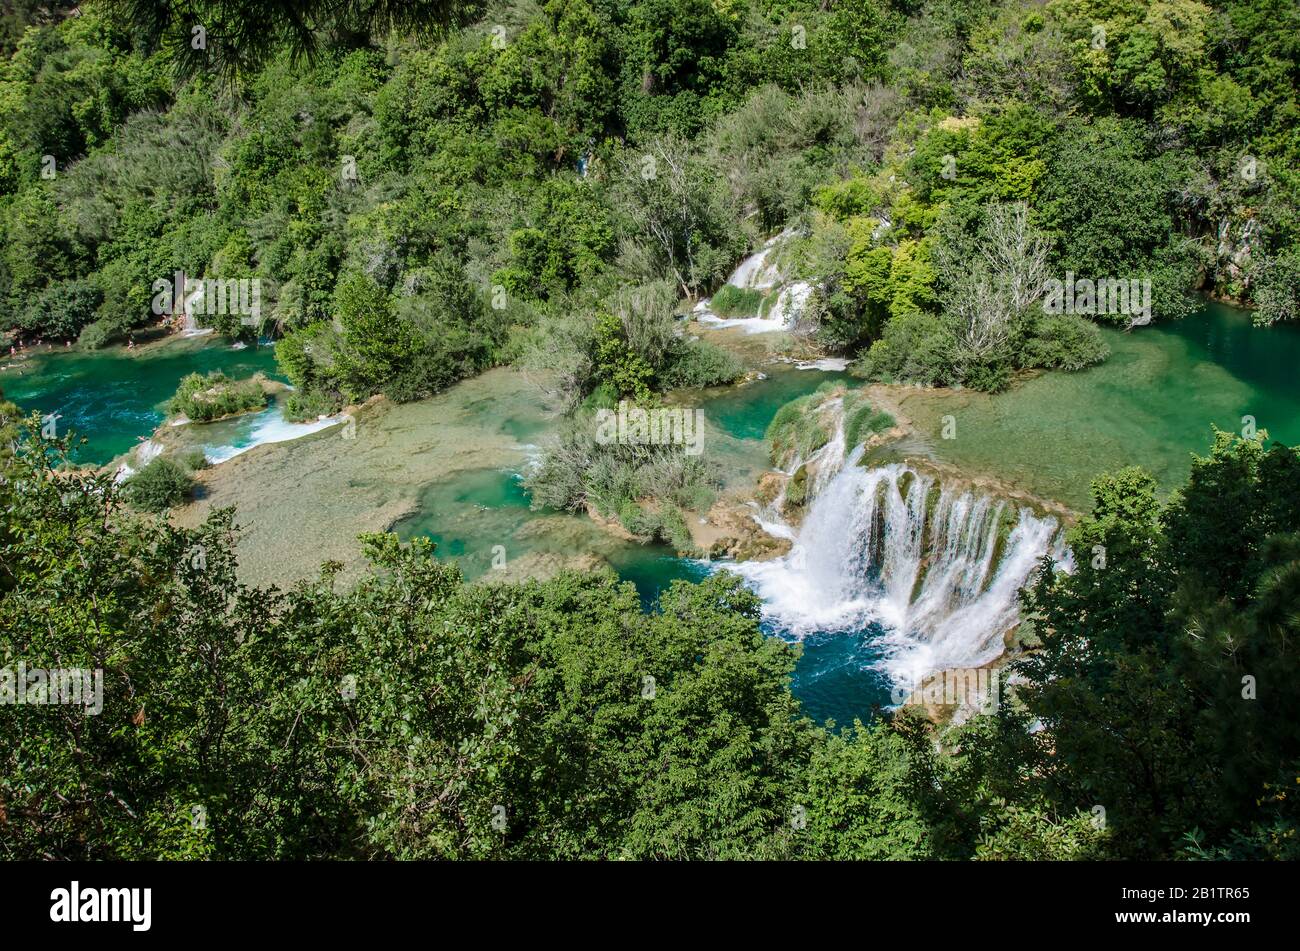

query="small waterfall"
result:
[114,439,164,483]
[201,405,348,464]
[136,439,164,467]
[732,451,1070,688]
[728,228,793,291]
[762,280,814,329]
[695,229,816,334]
[807,398,846,496]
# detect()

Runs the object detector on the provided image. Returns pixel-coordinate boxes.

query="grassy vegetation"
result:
[766,384,844,467]
[709,284,769,317]
[121,456,195,512]
[167,371,268,422]
[844,393,895,449]
[523,413,719,554]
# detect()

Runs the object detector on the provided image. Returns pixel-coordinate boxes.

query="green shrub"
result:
[384,323,496,402]
[852,311,957,387]
[1018,314,1110,372]
[77,317,127,350]
[709,284,768,317]
[580,382,620,412]
[766,394,812,439]
[962,361,1013,393]
[167,372,268,422]
[616,501,697,554]
[785,464,809,507]
[765,394,815,463]
[766,394,838,465]
[844,399,895,448]
[275,322,336,391]
[815,175,882,220]
[177,449,210,471]
[659,339,746,389]
[284,388,341,422]
[1252,250,1300,326]
[21,280,102,340]
[524,416,720,536]
[122,458,194,513]
[654,503,696,554]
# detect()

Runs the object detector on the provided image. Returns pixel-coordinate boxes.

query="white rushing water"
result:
[695,229,817,333]
[732,449,1070,688]
[727,229,791,291]
[794,357,850,372]
[112,438,164,483]
[177,309,213,338]
[202,406,347,463]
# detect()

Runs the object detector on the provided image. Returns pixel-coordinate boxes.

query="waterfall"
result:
[762,280,814,329]
[695,229,816,333]
[114,439,164,483]
[731,451,1070,688]
[807,398,846,496]
[727,228,793,291]
[136,439,164,467]
[201,405,348,464]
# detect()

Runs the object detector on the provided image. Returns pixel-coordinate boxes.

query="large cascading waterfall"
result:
[733,449,1070,689]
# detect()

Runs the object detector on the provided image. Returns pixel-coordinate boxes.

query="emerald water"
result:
[396,464,713,603]
[698,367,851,440]
[0,338,282,464]
[393,368,843,596]
[7,301,1298,728]
[900,301,1300,509]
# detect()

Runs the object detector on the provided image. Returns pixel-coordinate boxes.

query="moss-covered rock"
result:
[785,463,809,508]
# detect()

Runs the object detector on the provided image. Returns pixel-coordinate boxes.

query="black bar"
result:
[0,861,1282,937]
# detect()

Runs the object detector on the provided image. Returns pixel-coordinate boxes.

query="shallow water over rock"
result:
[895,301,1300,509]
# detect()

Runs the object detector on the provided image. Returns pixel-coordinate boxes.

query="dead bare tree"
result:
[936,202,1053,362]
[948,267,1015,360]
[981,202,1052,312]
[613,137,735,299]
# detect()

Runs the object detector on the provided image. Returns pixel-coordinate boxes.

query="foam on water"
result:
[203,407,347,463]
[730,448,1070,688]
[696,281,816,334]
[726,228,793,290]
[795,358,850,372]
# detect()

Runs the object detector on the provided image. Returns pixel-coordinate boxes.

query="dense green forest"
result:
[2,0,1300,860]
[2,0,1298,399]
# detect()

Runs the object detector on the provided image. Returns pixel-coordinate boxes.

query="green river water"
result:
[1,336,283,464]
[898,300,1300,509]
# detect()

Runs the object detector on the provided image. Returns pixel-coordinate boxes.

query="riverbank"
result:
[8,298,1295,731]
[169,367,559,588]
[165,357,844,589]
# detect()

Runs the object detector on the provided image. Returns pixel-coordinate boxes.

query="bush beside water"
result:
[168,371,268,422]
